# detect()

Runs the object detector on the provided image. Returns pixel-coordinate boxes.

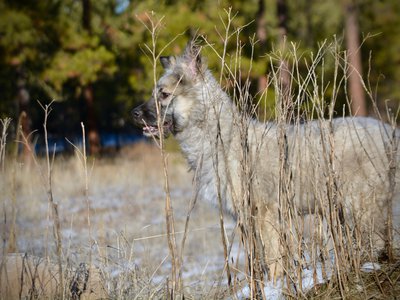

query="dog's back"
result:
[249,117,398,212]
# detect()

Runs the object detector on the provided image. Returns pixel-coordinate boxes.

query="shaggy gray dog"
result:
[132,42,399,280]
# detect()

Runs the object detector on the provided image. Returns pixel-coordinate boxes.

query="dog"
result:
[132,41,399,281]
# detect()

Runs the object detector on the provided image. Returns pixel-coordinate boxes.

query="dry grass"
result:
[2,138,397,298]
[306,261,400,299]
[0,140,237,299]
[132,11,400,299]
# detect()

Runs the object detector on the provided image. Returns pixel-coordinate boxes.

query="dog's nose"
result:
[132,107,142,119]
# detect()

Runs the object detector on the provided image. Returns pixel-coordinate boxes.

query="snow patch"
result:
[361,262,381,273]
[236,259,333,299]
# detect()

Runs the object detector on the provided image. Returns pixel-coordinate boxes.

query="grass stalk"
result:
[40,101,65,297]
[139,13,181,297]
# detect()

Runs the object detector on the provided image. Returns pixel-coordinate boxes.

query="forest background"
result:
[0,0,399,154]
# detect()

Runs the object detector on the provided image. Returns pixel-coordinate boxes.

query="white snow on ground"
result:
[235,250,335,299]
[361,262,381,273]
[236,259,384,299]
[238,281,283,300]
[236,264,328,300]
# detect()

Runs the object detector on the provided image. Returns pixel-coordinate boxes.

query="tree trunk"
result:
[256,0,268,95]
[277,0,291,121]
[83,85,101,155]
[82,0,92,34]
[81,0,100,155]
[345,1,367,116]
[16,67,32,162]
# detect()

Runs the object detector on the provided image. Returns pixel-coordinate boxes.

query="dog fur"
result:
[132,42,400,280]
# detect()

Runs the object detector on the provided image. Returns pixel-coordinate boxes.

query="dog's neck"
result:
[174,71,238,213]
[175,72,236,162]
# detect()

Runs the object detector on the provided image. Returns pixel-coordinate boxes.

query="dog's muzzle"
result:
[131,104,173,138]
[131,106,143,122]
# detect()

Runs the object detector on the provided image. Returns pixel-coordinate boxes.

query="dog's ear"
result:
[160,56,176,69]
[183,40,206,78]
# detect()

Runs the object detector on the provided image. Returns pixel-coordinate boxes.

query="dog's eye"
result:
[160,92,171,99]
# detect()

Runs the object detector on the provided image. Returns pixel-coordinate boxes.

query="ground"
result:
[1,141,399,299]
[0,142,238,298]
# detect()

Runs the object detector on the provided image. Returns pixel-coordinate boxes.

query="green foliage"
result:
[0,8,39,65]
[360,0,400,103]
[44,46,116,91]
[0,0,399,132]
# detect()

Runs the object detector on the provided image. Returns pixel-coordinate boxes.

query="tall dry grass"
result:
[203,12,399,299]
[141,10,400,299]
[1,10,400,300]
[1,113,225,299]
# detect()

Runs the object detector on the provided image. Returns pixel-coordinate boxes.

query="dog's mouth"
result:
[142,120,173,138]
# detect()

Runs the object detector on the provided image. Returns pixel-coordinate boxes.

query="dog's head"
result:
[132,41,207,138]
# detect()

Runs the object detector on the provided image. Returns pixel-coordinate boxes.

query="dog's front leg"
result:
[257,203,283,284]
